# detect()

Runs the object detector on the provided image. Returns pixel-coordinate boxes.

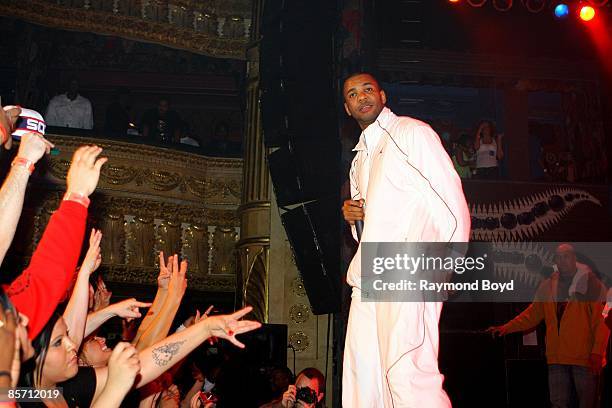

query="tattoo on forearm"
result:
[152,340,186,367]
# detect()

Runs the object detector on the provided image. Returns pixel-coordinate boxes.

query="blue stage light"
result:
[554,4,569,19]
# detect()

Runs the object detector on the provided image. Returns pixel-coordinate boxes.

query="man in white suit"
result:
[341,73,471,407]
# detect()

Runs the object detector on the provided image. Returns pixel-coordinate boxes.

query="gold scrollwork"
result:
[100,164,139,186]
[142,169,182,191]
[0,0,250,59]
[46,159,70,180]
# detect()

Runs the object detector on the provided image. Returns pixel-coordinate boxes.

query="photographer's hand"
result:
[281,385,296,408]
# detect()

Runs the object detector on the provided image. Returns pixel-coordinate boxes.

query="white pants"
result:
[342,288,451,407]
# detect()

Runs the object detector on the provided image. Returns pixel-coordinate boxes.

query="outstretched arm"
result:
[63,229,102,347]
[0,131,54,265]
[135,255,187,350]
[132,252,171,344]
[91,307,261,401]
[7,145,107,339]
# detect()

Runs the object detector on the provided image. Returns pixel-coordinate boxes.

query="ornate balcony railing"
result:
[0,0,252,59]
[14,134,243,292]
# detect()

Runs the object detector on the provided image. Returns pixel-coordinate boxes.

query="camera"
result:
[295,387,317,404]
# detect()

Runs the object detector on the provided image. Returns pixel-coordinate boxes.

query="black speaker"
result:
[260,0,337,147]
[268,139,340,207]
[281,197,341,314]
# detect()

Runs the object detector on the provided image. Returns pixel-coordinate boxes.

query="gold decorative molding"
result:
[42,134,243,206]
[0,0,251,60]
[19,133,244,292]
[28,191,238,292]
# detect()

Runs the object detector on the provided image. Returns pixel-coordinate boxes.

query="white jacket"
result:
[347,107,471,289]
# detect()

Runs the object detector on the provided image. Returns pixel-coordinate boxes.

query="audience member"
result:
[6,146,106,339]
[452,133,475,179]
[473,120,503,179]
[487,243,609,408]
[260,367,325,408]
[20,305,259,407]
[142,98,182,144]
[45,78,94,130]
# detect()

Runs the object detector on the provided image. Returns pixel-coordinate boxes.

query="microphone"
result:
[355,220,364,241]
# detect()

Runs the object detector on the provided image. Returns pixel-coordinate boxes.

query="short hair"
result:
[297,367,325,395]
[343,71,381,87]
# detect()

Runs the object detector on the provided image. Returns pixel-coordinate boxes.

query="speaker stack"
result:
[260,0,341,314]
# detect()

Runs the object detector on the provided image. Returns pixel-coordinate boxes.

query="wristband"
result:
[63,192,90,208]
[0,371,11,380]
[11,157,34,174]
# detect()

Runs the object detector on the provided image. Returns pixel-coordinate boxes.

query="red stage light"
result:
[449,0,461,3]
[579,5,596,21]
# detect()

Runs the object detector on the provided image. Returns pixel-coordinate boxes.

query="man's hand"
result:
[588,353,603,375]
[80,229,102,275]
[65,145,108,197]
[105,342,141,395]
[342,199,364,225]
[16,132,54,163]
[485,325,509,337]
[0,105,20,150]
[281,385,297,408]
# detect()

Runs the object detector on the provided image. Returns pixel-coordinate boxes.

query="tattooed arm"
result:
[90,307,261,402]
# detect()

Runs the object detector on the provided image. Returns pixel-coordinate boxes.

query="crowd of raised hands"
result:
[0,105,261,407]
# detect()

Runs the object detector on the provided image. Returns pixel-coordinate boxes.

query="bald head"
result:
[555,243,577,277]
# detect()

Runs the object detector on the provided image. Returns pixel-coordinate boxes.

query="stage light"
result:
[449,0,461,3]
[554,4,570,18]
[579,5,596,21]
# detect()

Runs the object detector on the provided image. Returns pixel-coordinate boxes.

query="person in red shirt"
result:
[5,145,107,339]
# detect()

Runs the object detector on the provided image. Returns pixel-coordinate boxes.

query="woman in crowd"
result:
[473,120,503,179]
[21,306,259,407]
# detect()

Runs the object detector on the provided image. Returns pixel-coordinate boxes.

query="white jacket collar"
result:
[352,107,395,152]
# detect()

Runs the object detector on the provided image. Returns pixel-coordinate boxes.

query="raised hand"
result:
[203,306,261,348]
[167,254,188,299]
[93,278,112,312]
[16,132,54,163]
[157,252,172,290]
[105,342,141,395]
[0,105,20,150]
[65,145,108,197]
[80,229,102,275]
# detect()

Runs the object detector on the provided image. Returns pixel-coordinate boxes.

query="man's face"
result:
[555,244,577,277]
[343,74,387,130]
[158,100,169,116]
[294,374,323,408]
[68,80,79,95]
